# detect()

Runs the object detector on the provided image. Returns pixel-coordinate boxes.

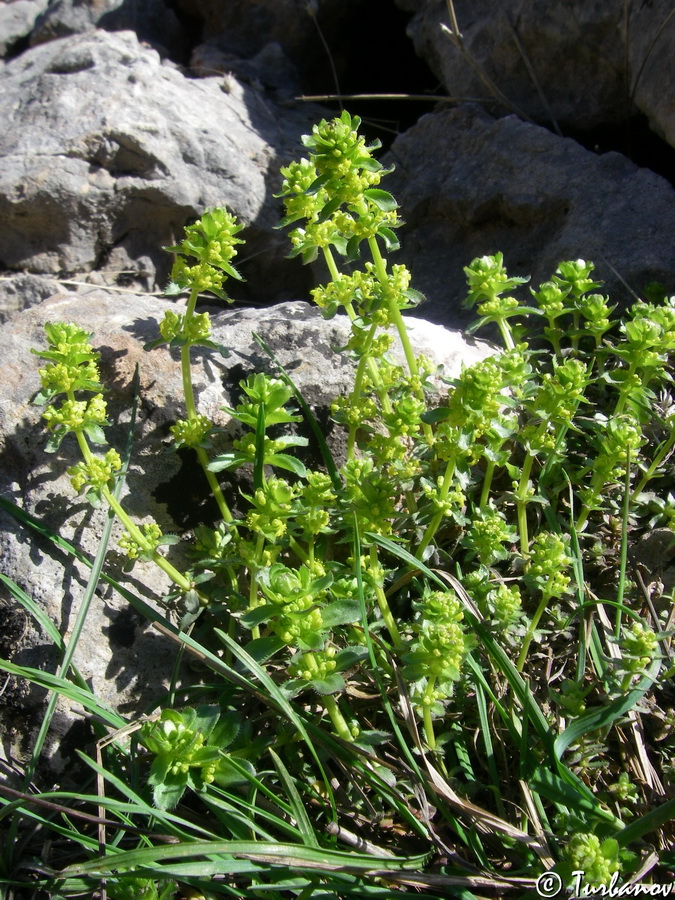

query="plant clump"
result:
[3,110,675,898]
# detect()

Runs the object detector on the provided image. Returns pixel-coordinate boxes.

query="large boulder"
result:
[0,29,324,308]
[395,0,675,149]
[385,105,675,328]
[0,0,48,56]
[0,290,490,769]
[28,0,186,58]
[172,0,364,83]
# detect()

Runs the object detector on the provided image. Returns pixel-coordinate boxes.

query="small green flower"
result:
[288,646,338,683]
[528,531,572,598]
[68,448,122,494]
[463,252,529,315]
[42,393,109,433]
[463,505,516,565]
[619,620,659,675]
[553,259,601,299]
[170,414,213,449]
[563,832,621,887]
[245,477,297,540]
[119,521,164,560]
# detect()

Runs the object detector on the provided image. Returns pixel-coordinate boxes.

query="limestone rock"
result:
[0,29,324,301]
[395,0,675,149]
[385,106,675,328]
[172,0,363,82]
[29,0,186,58]
[0,0,48,56]
[0,273,61,322]
[0,290,490,768]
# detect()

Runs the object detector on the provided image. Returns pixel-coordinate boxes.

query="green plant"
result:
[2,110,675,897]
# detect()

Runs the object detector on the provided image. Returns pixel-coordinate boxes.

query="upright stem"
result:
[422,676,438,750]
[370,545,403,650]
[515,453,535,557]
[517,590,552,672]
[181,288,234,524]
[73,429,192,592]
[416,458,456,560]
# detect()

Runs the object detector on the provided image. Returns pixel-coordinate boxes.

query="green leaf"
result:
[240,604,278,629]
[152,770,189,811]
[208,452,247,473]
[213,757,256,788]
[321,598,361,628]
[311,673,345,695]
[83,423,107,444]
[266,453,308,478]
[334,646,369,671]
[192,704,222,740]
[209,711,240,749]
[244,635,285,662]
[363,188,398,211]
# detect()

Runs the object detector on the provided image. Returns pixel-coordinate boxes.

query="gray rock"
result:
[0,0,48,56]
[0,29,324,298]
[385,106,675,328]
[396,0,675,148]
[0,273,61,322]
[172,0,363,82]
[29,0,186,59]
[628,0,675,149]
[0,290,490,768]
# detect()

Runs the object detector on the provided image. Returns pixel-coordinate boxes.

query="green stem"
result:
[615,450,632,639]
[248,533,266,640]
[515,453,535,557]
[366,235,433,439]
[321,246,393,417]
[370,546,403,650]
[422,676,438,750]
[73,430,193,592]
[322,694,354,743]
[479,458,497,508]
[181,287,234,524]
[497,317,516,352]
[517,589,553,672]
[416,458,456,560]
[347,322,379,458]
[631,430,675,502]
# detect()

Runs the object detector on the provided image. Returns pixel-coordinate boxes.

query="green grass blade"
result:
[553,658,662,760]
[614,796,675,847]
[0,659,125,729]
[0,572,65,650]
[55,837,431,879]
[268,747,319,848]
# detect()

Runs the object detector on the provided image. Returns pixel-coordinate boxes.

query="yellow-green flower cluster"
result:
[563,833,621,887]
[619,620,658,675]
[68,448,121,493]
[288,646,337,683]
[464,505,516,565]
[298,472,337,536]
[42,393,108,433]
[278,111,400,263]
[259,564,326,646]
[342,456,398,534]
[528,531,572,598]
[119,521,163,560]
[159,306,212,344]
[170,414,212,449]
[246,477,297,541]
[166,207,243,298]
